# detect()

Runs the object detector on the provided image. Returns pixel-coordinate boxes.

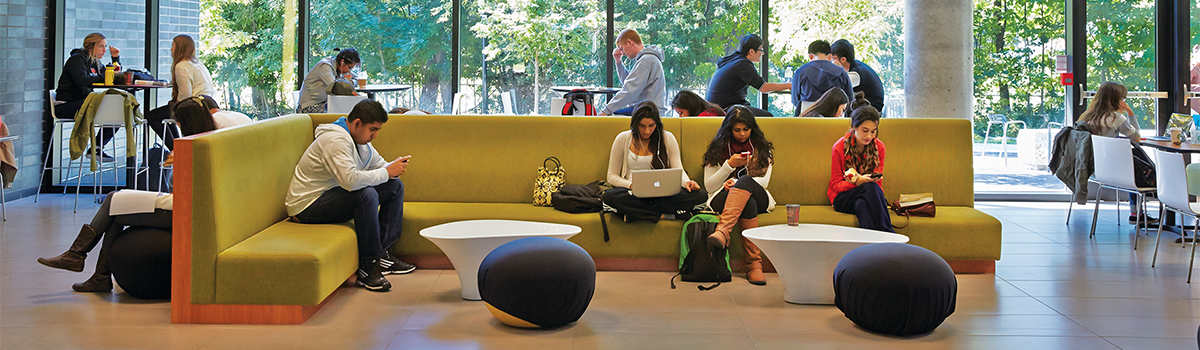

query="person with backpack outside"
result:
[701,106,775,285]
[828,106,894,232]
[601,101,707,222]
[297,48,362,113]
[602,29,668,116]
[705,34,790,116]
[671,90,725,117]
[1077,82,1157,224]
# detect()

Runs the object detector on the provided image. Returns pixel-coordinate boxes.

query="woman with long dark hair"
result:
[799,87,849,118]
[601,101,707,222]
[702,106,775,285]
[1077,82,1156,224]
[671,90,725,117]
[828,106,893,232]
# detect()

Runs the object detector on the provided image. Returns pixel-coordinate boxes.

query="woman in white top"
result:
[1077,81,1156,224]
[601,101,706,223]
[701,106,774,285]
[297,48,361,113]
[147,34,217,150]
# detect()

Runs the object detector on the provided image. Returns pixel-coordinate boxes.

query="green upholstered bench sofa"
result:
[171,112,1000,324]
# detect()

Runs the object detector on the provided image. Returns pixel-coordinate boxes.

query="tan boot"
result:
[709,188,752,249]
[740,218,766,285]
[37,225,99,273]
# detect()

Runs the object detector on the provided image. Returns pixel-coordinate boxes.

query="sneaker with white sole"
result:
[380,253,416,275]
[356,258,391,291]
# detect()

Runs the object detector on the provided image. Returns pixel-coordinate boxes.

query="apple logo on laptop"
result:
[653,181,660,188]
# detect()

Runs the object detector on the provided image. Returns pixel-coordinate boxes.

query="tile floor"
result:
[2,196,1200,349]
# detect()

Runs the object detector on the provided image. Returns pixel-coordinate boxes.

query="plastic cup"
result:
[357,78,367,89]
[786,204,801,226]
[1170,127,1182,144]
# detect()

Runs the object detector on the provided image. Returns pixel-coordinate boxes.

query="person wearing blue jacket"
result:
[831,39,886,113]
[603,29,668,116]
[791,40,853,117]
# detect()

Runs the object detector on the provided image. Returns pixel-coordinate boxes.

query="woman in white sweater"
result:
[1077,82,1156,224]
[701,106,775,285]
[601,101,706,222]
[146,34,217,150]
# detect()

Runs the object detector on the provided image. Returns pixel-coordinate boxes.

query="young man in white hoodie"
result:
[285,99,413,291]
[602,29,668,116]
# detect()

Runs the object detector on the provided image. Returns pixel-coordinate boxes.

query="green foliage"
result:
[200,0,290,119]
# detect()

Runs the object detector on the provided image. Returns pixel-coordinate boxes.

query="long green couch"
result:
[171,112,1000,324]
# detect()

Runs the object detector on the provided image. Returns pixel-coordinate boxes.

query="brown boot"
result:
[72,249,112,293]
[709,188,752,249]
[740,218,766,285]
[37,225,99,273]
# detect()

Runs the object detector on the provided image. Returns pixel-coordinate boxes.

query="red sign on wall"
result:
[1060,73,1074,86]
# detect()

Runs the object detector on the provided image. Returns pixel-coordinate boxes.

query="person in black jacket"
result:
[56,32,122,161]
[705,34,790,116]
[830,39,885,114]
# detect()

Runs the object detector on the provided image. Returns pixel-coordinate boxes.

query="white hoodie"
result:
[286,118,390,216]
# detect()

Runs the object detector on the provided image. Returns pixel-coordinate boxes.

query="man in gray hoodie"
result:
[603,29,668,115]
[285,99,414,292]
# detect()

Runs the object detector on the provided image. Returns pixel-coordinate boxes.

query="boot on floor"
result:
[72,248,112,293]
[709,188,752,250]
[739,218,766,286]
[38,224,99,273]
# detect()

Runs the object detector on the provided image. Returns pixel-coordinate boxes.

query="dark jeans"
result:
[710,175,770,219]
[832,182,895,232]
[145,104,177,150]
[295,179,405,260]
[601,186,707,223]
[56,100,115,150]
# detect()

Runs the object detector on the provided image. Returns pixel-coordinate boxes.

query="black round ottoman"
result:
[833,243,956,336]
[478,237,595,329]
[108,226,172,299]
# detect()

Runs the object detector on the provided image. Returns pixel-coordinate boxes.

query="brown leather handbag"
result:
[890,193,935,228]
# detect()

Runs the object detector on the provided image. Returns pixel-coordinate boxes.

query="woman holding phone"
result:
[601,101,707,222]
[701,106,775,285]
[828,105,894,232]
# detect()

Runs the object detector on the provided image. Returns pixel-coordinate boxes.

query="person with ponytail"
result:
[705,34,789,116]
[146,35,217,150]
[55,33,122,161]
[601,101,707,222]
[701,106,775,285]
[827,106,894,232]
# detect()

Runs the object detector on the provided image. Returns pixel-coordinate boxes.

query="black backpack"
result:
[561,89,596,116]
[670,214,731,291]
[551,181,604,214]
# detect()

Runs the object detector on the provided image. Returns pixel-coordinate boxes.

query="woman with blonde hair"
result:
[55,33,122,160]
[146,34,217,150]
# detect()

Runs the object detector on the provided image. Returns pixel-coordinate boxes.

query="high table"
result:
[1138,139,1200,236]
[355,84,412,100]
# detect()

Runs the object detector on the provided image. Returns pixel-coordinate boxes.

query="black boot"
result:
[72,248,112,293]
[356,258,391,292]
[38,225,99,273]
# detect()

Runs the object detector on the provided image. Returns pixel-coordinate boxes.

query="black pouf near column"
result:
[833,243,957,336]
[108,226,173,299]
[478,237,595,329]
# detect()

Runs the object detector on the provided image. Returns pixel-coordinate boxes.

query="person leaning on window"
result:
[701,106,775,285]
[36,97,250,293]
[828,106,894,232]
[55,32,122,161]
[705,34,790,117]
[297,48,362,113]
[145,34,217,150]
[671,90,725,117]
[1077,82,1157,224]
[601,101,707,222]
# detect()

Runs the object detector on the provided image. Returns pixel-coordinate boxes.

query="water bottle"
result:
[104,65,115,85]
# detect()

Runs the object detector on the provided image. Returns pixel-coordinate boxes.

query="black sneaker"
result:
[1129,214,1159,225]
[380,253,416,275]
[356,258,391,292]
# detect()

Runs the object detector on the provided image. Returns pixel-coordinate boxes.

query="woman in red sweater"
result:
[827,106,894,232]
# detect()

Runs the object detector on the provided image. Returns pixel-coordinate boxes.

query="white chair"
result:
[36,90,101,212]
[84,94,144,209]
[982,114,1025,165]
[501,91,515,115]
[327,95,367,114]
[1088,135,1157,249]
[798,101,815,117]
[848,71,861,88]
[1150,149,1200,282]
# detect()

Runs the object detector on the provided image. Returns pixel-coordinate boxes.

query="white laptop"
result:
[630,169,683,198]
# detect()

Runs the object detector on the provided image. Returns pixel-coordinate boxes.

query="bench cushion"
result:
[215,221,358,305]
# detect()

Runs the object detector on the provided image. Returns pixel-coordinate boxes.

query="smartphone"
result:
[869,173,884,179]
[740,151,751,157]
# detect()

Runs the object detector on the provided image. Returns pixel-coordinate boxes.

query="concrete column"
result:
[904,0,974,119]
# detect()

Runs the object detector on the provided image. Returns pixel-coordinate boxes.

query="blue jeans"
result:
[295,179,405,259]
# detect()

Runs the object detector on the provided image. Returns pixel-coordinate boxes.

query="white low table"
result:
[743,224,909,305]
[419,220,581,300]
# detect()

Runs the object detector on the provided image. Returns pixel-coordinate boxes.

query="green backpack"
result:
[670,214,732,291]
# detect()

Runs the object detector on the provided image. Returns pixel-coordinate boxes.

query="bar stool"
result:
[35,90,93,212]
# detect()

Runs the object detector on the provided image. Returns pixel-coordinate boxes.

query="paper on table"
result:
[110,190,160,215]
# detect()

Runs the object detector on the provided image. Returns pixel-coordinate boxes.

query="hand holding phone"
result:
[869,173,883,179]
[740,151,751,157]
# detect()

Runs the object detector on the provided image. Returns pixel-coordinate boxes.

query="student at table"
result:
[798,87,849,118]
[297,48,362,113]
[1077,82,1157,224]
[830,39,885,113]
[601,30,667,116]
[705,34,790,116]
[792,40,854,117]
[55,33,121,161]
[671,90,725,117]
[145,34,217,150]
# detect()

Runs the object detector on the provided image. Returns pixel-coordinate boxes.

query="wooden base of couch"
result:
[946,260,995,274]
[404,256,995,274]
[171,286,341,324]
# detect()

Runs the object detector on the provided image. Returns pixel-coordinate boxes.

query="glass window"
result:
[200,0,296,118]
[1086,0,1156,132]
[767,0,903,117]
[615,0,761,114]
[462,0,604,115]
[971,0,1066,193]
[309,0,452,113]
[157,0,202,109]
[1189,1,1199,115]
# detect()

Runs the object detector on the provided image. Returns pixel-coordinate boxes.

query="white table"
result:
[419,220,581,300]
[742,224,909,305]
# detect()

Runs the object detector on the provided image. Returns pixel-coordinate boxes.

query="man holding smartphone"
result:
[285,99,414,292]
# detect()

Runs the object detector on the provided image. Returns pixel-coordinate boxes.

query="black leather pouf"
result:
[478,237,595,329]
[108,226,172,299]
[833,243,957,336]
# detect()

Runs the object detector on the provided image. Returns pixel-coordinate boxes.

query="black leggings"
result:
[832,182,895,232]
[709,175,770,219]
[601,187,708,223]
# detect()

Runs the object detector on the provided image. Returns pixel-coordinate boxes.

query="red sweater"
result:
[827,133,887,203]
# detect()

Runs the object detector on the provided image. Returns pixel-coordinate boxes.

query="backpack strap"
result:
[599,210,610,242]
